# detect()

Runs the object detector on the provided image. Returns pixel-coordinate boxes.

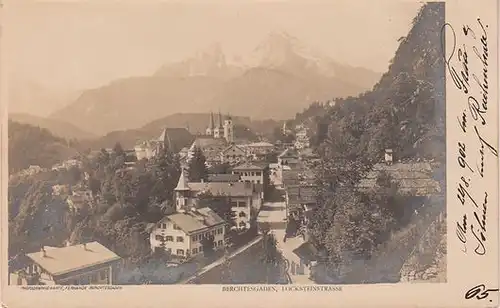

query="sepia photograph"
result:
[4,0,448,287]
[1,1,498,307]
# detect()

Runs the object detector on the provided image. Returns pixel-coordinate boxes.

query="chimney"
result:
[41,246,46,257]
[385,149,393,165]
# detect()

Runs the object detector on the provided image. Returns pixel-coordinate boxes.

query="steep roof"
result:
[208,174,241,182]
[357,161,442,196]
[175,170,190,191]
[26,242,121,277]
[165,207,224,234]
[187,181,254,197]
[232,162,266,171]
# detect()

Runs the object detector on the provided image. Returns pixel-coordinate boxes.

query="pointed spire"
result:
[218,110,223,128]
[209,112,215,129]
[175,169,190,191]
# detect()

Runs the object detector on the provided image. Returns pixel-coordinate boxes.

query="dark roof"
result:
[292,242,319,262]
[357,162,441,196]
[165,207,224,234]
[208,174,241,182]
[286,185,317,205]
[187,181,254,197]
[232,162,266,171]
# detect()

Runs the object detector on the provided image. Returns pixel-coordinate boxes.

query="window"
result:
[166,236,174,242]
[239,211,246,217]
[192,235,197,242]
[217,228,223,235]
[173,224,181,230]
[176,236,184,242]
[192,248,198,254]
[91,273,98,283]
[161,223,167,229]
[155,235,164,241]
[218,240,223,246]
[199,246,203,252]
[177,249,184,256]
[100,270,107,280]
[256,180,260,184]
[256,172,261,176]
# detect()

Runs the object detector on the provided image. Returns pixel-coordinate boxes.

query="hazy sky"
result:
[5,0,423,91]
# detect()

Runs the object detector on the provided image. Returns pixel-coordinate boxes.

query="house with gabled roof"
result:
[357,149,442,197]
[278,148,300,168]
[149,207,226,259]
[10,242,122,285]
[220,144,247,165]
[174,169,261,232]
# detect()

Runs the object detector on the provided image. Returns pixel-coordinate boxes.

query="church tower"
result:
[174,169,190,212]
[223,114,234,143]
[206,112,215,136]
[214,111,224,139]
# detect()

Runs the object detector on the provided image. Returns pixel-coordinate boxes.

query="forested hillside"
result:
[9,146,181,265]
[308,3,445,281]
[8,121,79,174]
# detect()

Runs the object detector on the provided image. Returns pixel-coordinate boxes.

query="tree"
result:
[208,162,231,174]
[201,234,215,258]
[148,148,181,205]
[259,232,283,283]
[187,146,208,182]
[197,192,236,230]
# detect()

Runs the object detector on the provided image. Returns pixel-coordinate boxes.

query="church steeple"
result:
[217,111,223,128]
[209,112,215,130]
[174,169,190,212]
[175,169,190,191]
[206,112,215,136]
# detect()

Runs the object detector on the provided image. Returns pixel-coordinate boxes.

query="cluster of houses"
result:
[8,108,445,286]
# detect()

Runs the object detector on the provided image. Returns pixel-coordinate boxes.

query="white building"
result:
[10,242,121,285]
[174,170,262,231]
[149,207,226,259]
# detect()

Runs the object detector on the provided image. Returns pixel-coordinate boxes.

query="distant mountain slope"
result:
[7,78,78,117]
[49,32,380,136]
[79,127,195,152]
[8,121,79,174]
[79,111,272,151]
[9,113,96,140]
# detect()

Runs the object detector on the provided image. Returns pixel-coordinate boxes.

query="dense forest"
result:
[306,3,446,280]
[8,121,79,174]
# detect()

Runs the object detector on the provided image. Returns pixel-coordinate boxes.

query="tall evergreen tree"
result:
[187,146,208,182]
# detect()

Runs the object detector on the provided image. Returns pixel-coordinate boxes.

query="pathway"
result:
[257,188,315,285]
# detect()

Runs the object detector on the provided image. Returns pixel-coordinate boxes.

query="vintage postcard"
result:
[0,0,498,307]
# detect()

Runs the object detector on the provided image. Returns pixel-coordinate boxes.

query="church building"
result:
[205,111,234,144]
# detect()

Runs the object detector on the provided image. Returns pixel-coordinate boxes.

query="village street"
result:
[257,188,315,284]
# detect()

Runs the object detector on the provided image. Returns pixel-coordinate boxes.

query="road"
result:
[257,188,315,285]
